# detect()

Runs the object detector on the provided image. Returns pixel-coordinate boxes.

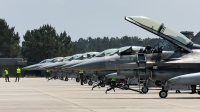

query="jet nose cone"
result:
[168,77,181,83]
[69,58,106,71]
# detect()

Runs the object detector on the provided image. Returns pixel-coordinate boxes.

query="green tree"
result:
[0,19,20,58]
[22,24,75,62]
[73,36,154,54]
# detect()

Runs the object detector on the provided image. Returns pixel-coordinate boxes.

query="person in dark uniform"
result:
[60,71,64,80]
[48,71,57,81]
[4,68,10,82]
[190,85,197,94]
[79,70,84,85]
[92,80,104,90]
[144,45,152,53]
[105,78,116,94]
[15,67,21,82]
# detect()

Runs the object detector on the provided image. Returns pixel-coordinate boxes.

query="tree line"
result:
[74,36,151,53]
[0,18,155,63]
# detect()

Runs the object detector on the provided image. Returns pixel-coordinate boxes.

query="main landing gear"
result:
[159,84,168,98]
[65,76,68,81]
[100,82,105,87]
[88,80,93,86]
[123,84,129,90]
[83,78,88,84]
[141,86,149,94]
[159,90,168,98]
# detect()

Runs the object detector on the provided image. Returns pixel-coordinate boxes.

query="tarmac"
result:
[0,78,200,112]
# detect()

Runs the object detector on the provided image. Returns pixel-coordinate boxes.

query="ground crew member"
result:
[4,68,10,82]
[16,67,21,82]
[46,69,50,79]
[92,80,103,90]
[79,70,84,85]
[60,71,64,80]
[191,85,197,94]
[105,78,116,93]
[48,71,58,81]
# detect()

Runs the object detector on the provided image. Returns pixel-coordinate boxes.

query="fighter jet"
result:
[89,46,145,90]
[38,52,99,70]
[34,57,64,70]
[22,57,64,70]
[37,54,83,80]
[36,56,73,70]
[69,46,146,71]
[70,16,200,98]
[61,49,119,84]
[50,52,100,81]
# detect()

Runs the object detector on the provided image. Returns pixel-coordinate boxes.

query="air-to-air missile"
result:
[70,16,200,98]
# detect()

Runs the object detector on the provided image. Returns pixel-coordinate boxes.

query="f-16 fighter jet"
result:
[60,49,119,85]
[70,16,200,98]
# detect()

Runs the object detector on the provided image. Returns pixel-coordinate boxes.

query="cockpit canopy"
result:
[83,52,99,59]
[119,46,144,55]
[95,49,118,57]
[73,52,100,60]
[72,54,83,60]
[50,57,64,63]
[39,59,51,64]
[125,16,192,52]
[126,16,191,45]
[63,56,73,61]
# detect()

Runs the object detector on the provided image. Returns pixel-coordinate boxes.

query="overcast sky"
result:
[1,0,200,44]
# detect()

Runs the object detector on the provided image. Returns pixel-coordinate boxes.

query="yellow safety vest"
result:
[17,68,21,73]
[79,70,84,74]
[4,70,8,75]
[111,78,116,82]
[46,70,50,73]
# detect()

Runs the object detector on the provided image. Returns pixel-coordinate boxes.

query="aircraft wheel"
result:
[76,78,80,82]
[198,91,200,95]
[123,84,129,90]
[100,83,105,87]
[88,81,93,86]
[159,90,168,98]
[84,80,88,84]
[65,77,68,81]
[142,86,149,94]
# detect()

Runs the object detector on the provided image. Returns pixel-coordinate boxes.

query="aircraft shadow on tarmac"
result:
[103,89,200,99]
[78,97,200,99]
[103,97,200,99]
